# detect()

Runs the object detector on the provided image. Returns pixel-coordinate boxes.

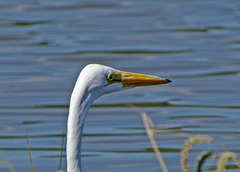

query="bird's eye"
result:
[106,72,121,83]
[107,73,113,81]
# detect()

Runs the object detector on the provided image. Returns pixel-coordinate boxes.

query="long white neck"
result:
[67,78,94,172]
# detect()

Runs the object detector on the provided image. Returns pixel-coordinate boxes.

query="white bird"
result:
[67,64,171,172]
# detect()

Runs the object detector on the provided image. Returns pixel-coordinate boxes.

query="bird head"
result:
[78,64,171,100]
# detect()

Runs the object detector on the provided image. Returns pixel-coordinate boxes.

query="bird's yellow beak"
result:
[118,70,172,88]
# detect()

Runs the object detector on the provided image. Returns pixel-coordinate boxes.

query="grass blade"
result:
[58,132,65,171]
[26,134,34,172]
[141,111,168,172]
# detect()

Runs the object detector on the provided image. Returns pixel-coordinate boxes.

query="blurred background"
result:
[0,0,240,171]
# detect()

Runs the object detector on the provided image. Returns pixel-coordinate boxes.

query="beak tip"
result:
[166,79,172,83]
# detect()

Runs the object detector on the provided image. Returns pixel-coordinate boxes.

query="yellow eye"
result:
[107,73,113,81]
[106,72,121,83]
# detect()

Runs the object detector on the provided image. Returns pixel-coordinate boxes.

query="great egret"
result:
[67,64,171,172]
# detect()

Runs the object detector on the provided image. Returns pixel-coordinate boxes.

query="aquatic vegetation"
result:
[140,111,240,172]
[58,132,65,172]
[0,151,17,172]
[141,111,168,172]
[20,109,240,172]
[181,135,214,172]
[216,151,239,172]
[26,134,34,172]
[196,151,216,172]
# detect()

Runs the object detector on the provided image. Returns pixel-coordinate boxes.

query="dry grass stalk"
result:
[127,103,168,172]
[181,135,214,172]
[0,161,18,172]
[196,151,216,172]
[0,151,18,172]
[58,132,65,171]
[26,134,34,172]
[141,111,168,172]
[216,151,239,172]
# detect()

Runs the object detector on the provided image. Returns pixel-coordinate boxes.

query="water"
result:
[0,0,240,171]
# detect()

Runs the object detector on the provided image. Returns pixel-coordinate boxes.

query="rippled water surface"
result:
[1,0,240,172]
